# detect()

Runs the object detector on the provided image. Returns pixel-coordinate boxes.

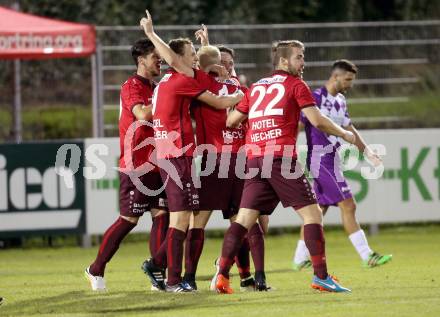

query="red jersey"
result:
[119,74,156,170]
[236,70,315,158]
[193,75,246,153]
[152,69,212,159]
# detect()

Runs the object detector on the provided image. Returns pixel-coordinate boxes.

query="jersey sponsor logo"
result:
[250,129,282,142]
[215,77,240,86]
[251,118,278,130]
[255,74,287,85]
[222,129,244,140]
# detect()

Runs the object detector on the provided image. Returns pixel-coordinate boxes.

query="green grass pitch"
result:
[1,225,439,317]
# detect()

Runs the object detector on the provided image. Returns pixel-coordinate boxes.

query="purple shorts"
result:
[119,171,168,217]
[198,153,244,219]
[309,155,353,206]
[239,157,317,214]
[158,157,199,212]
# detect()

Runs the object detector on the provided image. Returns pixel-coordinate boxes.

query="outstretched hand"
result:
[365,148,383,167]
[140,10,154,35]
[195,24,209,46]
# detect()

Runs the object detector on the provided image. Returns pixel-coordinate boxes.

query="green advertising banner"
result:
[0,142,86,237]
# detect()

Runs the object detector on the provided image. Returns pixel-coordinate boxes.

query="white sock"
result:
[293,240,310,264]
[349,229,373,261]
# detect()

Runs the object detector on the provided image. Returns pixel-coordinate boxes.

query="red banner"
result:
[0,6,95,59]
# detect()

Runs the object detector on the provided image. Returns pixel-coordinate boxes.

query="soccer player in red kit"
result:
[182,26,267,291]
[139,11,244,292]
[85,39,169,291]
[215,40,355,294]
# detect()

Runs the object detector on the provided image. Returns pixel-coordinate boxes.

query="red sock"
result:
[184,228,205,281]
[149,213,169,257]
[152,235,167,269]
[219,222,248,279]
[89,217,136,276]
[248,223,265,274]
[304,223,328,279]
[235,237,251,279]
[166,228,187,286]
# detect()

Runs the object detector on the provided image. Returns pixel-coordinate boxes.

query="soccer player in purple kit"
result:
[292,60,392,270]
[215,40,355,294]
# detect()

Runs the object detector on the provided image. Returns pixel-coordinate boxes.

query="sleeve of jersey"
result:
[294,81,316,109]
[175,72,207,98]
[235,91,250,114]
[122,81,144,111]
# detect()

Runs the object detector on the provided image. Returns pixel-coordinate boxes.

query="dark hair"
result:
[217,45,235,58]
[271,40,304,67]
[168,37,192,56]
[332,59,358,74]
[131,39,155,66]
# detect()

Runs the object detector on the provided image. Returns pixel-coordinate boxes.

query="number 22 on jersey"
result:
[248,83,285,119]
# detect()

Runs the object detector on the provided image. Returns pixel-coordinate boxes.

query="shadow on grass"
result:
[0,289,289,316]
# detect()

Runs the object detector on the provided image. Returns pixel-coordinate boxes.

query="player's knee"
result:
[190,211,211,229]
[169,211,191,231]
[299,204,323,224]
[236,209,259,229]
[121,215,139,224]
[343,201,357,215]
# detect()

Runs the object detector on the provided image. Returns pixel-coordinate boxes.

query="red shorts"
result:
[239,157,317,215]
[198,153,244,219]
[119,171,168,217]
[158,156,200,212]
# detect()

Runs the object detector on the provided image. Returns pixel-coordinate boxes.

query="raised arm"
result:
[301,106,355,144]
[195,24,209,46]
[140,10,194,77]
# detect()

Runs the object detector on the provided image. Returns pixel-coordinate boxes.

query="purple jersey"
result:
[301,86,351,150]
[301,86,353,206]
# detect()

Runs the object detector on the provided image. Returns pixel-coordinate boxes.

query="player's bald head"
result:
[197,45,221,69]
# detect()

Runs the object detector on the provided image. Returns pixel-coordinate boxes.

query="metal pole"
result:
[91,54,99,138]
[96,43,104,137]
[13,59,22,143]
[81,53,99,247]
